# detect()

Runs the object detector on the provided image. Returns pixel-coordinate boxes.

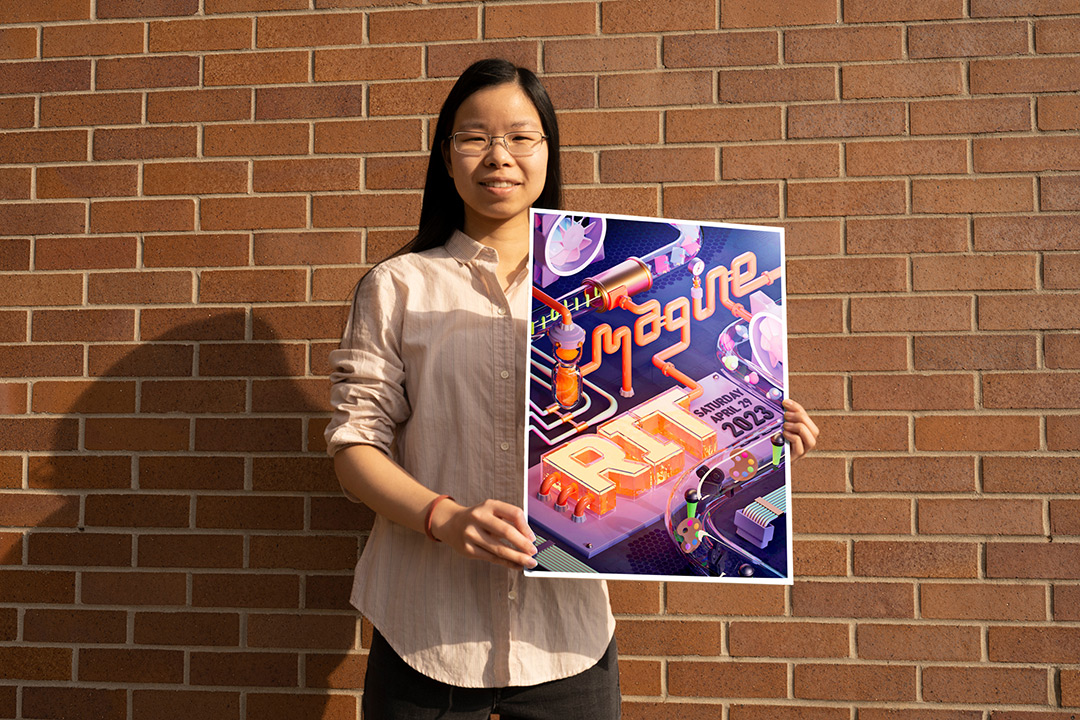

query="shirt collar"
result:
[445,230,496,265]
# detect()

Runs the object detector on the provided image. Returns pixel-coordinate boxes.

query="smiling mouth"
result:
[481,180,518,188]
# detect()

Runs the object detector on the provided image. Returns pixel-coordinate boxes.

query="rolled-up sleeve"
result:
[325,265,411,459]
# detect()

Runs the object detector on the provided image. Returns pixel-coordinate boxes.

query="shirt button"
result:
[500,442,510,451]
[497,306,507,315]
[508,589,518,600]
[500,370,510,379]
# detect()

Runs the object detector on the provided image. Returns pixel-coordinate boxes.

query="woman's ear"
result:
[442,141,454,178]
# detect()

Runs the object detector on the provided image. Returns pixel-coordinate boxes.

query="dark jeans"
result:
[361,628,621,720]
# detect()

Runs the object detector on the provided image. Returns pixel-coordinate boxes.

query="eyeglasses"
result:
[449,131,546,157]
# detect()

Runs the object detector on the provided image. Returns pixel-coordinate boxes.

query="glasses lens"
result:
[505,131,544,156]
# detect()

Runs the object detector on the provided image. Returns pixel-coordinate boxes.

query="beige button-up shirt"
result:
[325,231,615,688]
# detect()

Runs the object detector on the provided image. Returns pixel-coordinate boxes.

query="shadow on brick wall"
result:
[2,311,374,719]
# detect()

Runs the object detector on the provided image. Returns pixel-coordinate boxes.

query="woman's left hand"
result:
[782,398,819,461]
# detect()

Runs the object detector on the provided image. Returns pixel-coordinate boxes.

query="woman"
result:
[326,59,818,719]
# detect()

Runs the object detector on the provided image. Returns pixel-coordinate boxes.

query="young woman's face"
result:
[444,82,549,237]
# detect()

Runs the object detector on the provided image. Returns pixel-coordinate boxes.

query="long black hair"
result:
[402,58,562,255]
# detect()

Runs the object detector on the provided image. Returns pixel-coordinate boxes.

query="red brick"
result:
[0,97,35,128]
[667,583,785,616]
[252,307,347,341]
[853,456,976,493]
[972,0,1080,15]
[370,6,477,42]
[85,418,189,452]
[250,232,359,267]
[245,695,355,718]
[911,96,1031,135]
[141,379,245,413]
[915,333,1038,372]
[989,455,1080,496]
[365,155,426,190]
[789,374,844,410]
[847,217,965,254]
[847,138,966,176]
[541,37,650,74]
[0,568,75,603]
[140,456,244,491]
[0,273,83,306]
[139,307,246,341]
[201,196,307,232]
[789,102,906,138]
[598,0,712,32]
[991,625,1080,663]
[985,372,1080,409]
[0,647,72,681]
[722,0,833,26]
[785,25,902,62]
[204,122,308,157]
[0,59,90,94]
[914,177,1033,213]
[97,0,198,17]
[976,215,1080,251]
[28,456,130,490]
[789,456,846,493]
[852,374,975,411]
[196,496,303,531]
[981,293,1080,330]
[314,46,421,83]
[97,55,200,90]
[256,12,363,48]
[369,78,455,116]
[29,531,132,567]
[845,0,963,21]
[23,688,125,720]
[844,62,963,99]
[254,158,360,193]
[670,660,786,698]
[923,666,1047,705]
[989,542,1080,579]
[976,136,1080,172]
[617,659,660,697]
[1057,585,1080,620]
[609,581,662,614]
[427,41,537,78]
[663,184,779,220]
[147,88,251,123]
[1039,94,1080,131]
[815,415,908,452]
[313,193,422,228]
[0,129,88,162]
[198,342,306,378]
[0,240,30,273]
[255,84,363,121]
[788,180,905,217]
[314,118,423,154]
[914,254,1036,291]
[205,51,308,86]
[923,582,1047,621]
[600,147,715,183]
[31,379,135,414]
[43,22,142,57]
[72,571,180,607]
[789,336,907,372]
[485,3,590,38]
[144,161,247,196]
[0,168,30,199]
[195,418,303,452]
[787,256,904,294]
[1043,176,1080,212]
[730,707,848,720]
[788,297,843,333]
[724,143,838,180]
[624,703,724,720]
[617,618,723,656]
[855,540,978,578]
[721,67,835,103]
[132,690,240,719]
[793,539,847,576]
[198,268,305,303]
[922,497,1044,535]
[80,648,184,684]
[143,234,249,269]
[0,345,82,381]
[252,456,337,492]
[0,27,36,59]
[134,611,240,647]
[88,343,194,377]
[90,199,194,233]
[859,623,980,661]
[1048,333,1080,369]
[794,663,916,701]
[313,267,368,301]
[1065,670,1080,707]
[36,88,139,126]
[94,126,197,161]
[0,0,88,21]
[1040,413,1076,449]
[0,493,78,527]
[25,608,127,643]
[600,71,713,108]
[668,106,781,142]
[250,535,356,571]
[308,495,375,532]
[911,20,1028,58]
[149,17,251,52]
[84,493,188,529]
[666,31,776,68]
[138,534,243,569]
[972,56,1080,93]
[916,414,1039,452]
[248,613,356,650]
[0,381,27,413]
[794,497,910,535]
[192,573,299,609]
[37,164,137,199]
[559,111,658,149]
[206,0,305,11]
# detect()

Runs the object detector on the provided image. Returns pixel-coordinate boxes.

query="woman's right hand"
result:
[429,498,539,571]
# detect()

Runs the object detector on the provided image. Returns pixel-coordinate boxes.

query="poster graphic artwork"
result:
[524,209,791,583]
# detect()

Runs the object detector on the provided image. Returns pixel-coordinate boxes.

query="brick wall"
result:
[1,0,1078,717]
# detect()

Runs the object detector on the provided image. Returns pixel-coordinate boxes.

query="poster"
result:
[523,209,791,584]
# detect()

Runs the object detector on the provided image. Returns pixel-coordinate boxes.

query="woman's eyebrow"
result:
[454,119,540,130]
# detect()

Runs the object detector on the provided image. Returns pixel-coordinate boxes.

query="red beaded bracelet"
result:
[424,494,453,543]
